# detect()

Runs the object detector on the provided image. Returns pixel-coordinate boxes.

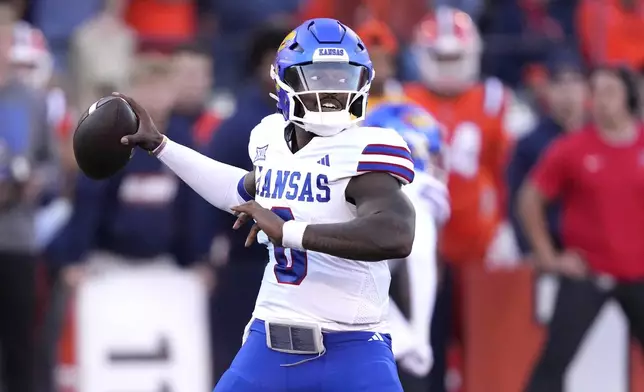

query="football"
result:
[73,96,139,180]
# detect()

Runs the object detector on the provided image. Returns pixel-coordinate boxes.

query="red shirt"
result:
[531,125,644,280]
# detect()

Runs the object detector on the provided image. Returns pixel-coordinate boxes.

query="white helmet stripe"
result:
[436,6,455,37]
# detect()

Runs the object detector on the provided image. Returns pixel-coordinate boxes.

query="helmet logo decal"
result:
[312,47,349,62]
[405,113,436,129]
[278,30,297,52]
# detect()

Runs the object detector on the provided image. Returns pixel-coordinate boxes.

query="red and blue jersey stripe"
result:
[357,144,415,184]
[237,175,254,201]
[361,144,413,161]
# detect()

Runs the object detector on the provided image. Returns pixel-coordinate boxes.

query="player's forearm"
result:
[154,137,253,213]
[517,181,557,267]
[301,213,414,261]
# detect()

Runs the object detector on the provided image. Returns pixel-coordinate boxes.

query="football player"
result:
[405,6,510,268]
[364,102,449,382]
[115,18,416,391]
[354,19,405,109]
[403,8,512,389]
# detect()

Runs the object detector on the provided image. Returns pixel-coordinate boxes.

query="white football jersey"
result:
[247,114,415,332]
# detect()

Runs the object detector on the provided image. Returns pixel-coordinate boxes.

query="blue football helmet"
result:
[363,102,447,178]
[271,18,374,137]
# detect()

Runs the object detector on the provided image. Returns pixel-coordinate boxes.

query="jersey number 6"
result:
[271,207,308,285]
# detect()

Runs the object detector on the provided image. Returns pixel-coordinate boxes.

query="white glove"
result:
[399,341,433,377]
[389,301,417,358]
[389,301,434,377]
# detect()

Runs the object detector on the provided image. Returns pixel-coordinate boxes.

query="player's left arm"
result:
[301,172,415,261]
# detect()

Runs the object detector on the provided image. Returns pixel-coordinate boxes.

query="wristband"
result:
[151,135,168,156]
[282,221,308,251]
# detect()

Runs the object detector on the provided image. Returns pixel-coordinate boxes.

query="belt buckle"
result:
[264,320,325,355]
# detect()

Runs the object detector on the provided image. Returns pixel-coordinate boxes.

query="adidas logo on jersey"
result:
[317,155,330,167]
[368,332,385,342]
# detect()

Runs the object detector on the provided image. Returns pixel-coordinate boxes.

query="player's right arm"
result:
[116,93,256,214]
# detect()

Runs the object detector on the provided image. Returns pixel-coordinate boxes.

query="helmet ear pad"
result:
[293,98,305,118]
[349,94,365,118]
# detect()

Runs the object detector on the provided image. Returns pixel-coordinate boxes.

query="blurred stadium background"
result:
[1,0,644,391]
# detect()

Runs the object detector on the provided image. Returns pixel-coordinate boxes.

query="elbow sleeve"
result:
[156,138,253,213]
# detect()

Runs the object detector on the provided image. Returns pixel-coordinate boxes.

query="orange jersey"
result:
[404,78,510,264]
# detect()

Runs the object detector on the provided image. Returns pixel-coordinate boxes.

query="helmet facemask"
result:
[413,8,482,95]
[272,62,373,137]
[413,37,480,95]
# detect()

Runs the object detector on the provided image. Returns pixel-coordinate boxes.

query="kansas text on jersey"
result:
[244,114,415,332]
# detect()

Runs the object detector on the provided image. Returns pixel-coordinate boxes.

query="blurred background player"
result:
[404,7,512,391]
[68,0,135,114]
[364,102,450,392]
[355,19,405,108]
[167,41,219,149]
[10,21,75,248]
[0,1,60,392]
[116,18,417,391]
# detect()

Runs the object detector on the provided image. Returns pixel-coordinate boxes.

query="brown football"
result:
[73,96,139,180]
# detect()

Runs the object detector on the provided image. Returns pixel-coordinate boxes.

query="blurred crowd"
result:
[2,0,644,391]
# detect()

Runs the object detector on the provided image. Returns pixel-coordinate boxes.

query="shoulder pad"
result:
[247,114,285,164]
[344,126,416,185]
